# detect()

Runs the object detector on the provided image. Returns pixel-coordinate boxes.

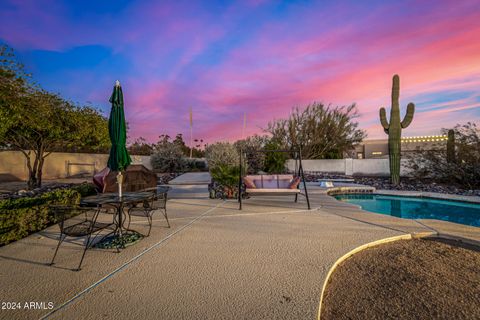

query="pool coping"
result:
[316,232,480,320]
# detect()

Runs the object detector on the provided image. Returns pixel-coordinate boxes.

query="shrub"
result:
[183,158,208,172]
[0,188,82,246]
[205,142,239,170]
[194,159,207,171]
[205,142,241,198]
[210,165,240,189]
[72,182,97,197]
[210,164,241,198]
[151,142,186,173]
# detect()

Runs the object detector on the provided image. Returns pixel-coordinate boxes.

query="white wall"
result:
[287,158,411,176]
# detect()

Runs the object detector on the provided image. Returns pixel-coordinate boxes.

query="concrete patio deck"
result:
[0,191,478,320]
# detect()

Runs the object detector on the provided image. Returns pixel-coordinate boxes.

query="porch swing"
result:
[238,149,311,210]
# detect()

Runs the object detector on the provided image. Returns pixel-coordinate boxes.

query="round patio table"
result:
[81,191,154,245]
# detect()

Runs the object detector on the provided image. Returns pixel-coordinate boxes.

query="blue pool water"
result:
[334,194,480,227]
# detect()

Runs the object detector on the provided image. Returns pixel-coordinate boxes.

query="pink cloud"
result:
[3,0,479,144]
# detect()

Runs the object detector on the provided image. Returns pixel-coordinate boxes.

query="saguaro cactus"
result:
[379,75,415,185]
[446,129,456,163]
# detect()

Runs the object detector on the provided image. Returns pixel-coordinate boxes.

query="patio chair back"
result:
[127,186,170,236]
[49,205,116,271]
[151,186,169,210]
[52,206,100,236]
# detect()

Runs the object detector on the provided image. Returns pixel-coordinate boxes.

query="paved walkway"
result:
[168,172,211,185]
[0,191,478,319]
[166,172,211,199]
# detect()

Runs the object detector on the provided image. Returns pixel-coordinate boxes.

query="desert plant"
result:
[210,164,241,198]
[379,74,415,185]
[446,129,456,163]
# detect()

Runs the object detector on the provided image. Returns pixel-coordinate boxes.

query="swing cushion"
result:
[245,188,300,194]
[244,174,300,192]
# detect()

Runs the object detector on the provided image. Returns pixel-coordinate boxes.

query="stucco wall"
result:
[0,151,151,181]
[287,158,411,176]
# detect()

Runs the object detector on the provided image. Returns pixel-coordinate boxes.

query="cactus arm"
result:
[401,103,415,128]
[379,107,389,131]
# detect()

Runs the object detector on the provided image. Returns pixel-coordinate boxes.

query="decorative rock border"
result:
[375,189,480,204]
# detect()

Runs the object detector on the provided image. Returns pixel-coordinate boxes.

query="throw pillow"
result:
[288,177,301,189]
[243,177,256,189]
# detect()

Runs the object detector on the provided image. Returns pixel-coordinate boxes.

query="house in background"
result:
[354,135,448,159]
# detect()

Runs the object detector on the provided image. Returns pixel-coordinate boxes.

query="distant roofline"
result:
[359,134,448,144]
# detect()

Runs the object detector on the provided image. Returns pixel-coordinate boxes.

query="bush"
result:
[184,158,208,172]
[71,182,97,197]
[151,142,186,173]
[0,188,82,246]
[205,142,239,170]
[205,142,240,198]
[210,164,241,198]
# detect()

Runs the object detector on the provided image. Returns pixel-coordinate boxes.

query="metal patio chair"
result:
[127,186,170,236]
[49,205,117,271]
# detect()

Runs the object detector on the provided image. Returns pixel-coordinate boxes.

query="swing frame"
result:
[238,149,311,210]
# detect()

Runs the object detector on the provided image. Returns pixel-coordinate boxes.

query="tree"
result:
[172,133,205,157]
[0,45,110,189]
[265,102,366,159]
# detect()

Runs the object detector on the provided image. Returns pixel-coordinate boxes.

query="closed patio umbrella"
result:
[107,80,131,197]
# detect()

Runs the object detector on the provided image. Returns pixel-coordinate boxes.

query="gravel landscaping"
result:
[302,172,480,196]
[321,238,480,320]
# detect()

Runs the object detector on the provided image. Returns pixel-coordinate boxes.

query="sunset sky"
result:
[1,0,479,144]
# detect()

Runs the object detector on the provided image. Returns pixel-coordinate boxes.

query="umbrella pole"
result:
[117,171,123,198]
[117,171,124,237]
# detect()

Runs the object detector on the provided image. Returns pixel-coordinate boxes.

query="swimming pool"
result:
[334,194,480,227]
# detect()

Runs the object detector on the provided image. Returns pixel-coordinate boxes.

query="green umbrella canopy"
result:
[107,81,132,172]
